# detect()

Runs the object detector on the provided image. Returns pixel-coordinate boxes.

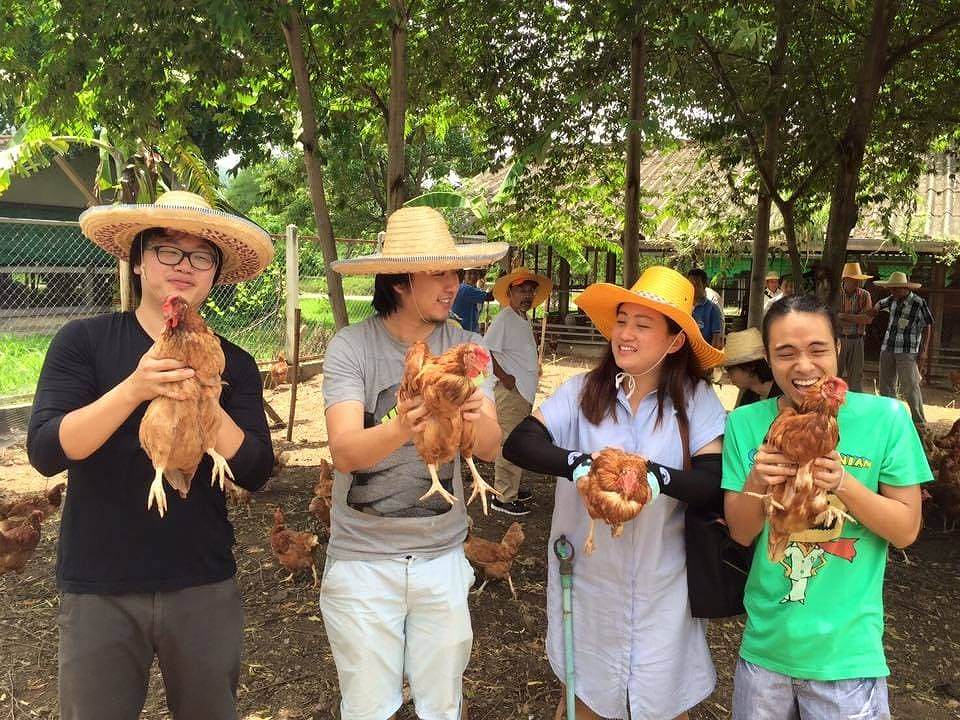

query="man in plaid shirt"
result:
[870,272,934,427]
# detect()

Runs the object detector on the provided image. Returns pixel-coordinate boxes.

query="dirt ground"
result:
[1,359,959,719]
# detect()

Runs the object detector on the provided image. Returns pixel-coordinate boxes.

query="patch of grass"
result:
[300,276,373,296]
[300,297,375,326]
[0,333,53,397]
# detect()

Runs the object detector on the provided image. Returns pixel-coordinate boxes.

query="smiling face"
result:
[135,229,219,309]
[765,311,840,407]
[400,270,461,323]
[610,302,685,377]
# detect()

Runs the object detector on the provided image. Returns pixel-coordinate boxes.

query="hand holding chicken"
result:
[577,448,653,555]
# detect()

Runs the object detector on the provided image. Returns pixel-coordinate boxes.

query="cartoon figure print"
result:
[778,494,858,604]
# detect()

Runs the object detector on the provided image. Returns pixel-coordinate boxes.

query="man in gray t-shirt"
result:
[320,207,507,720]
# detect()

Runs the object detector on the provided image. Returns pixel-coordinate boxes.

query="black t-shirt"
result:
[27,312,273,594]
[737,382,784,408]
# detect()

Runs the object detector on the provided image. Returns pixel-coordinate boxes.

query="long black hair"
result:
[761,293,838,351]
[372,273,411,316]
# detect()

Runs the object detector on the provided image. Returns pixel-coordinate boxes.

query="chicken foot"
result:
[147,468,169,518]
[742,491,786,512]
[584,518,597,556]
[207,448,235,492]
[419,463,459,506]
[464,456,501,515]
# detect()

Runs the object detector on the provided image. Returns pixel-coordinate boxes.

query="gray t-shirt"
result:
[322,315,495,560]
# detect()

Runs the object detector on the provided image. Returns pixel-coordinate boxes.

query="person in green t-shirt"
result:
[722,294,931,720]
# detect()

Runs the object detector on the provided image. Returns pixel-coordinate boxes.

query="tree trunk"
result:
[281,7,349,330]
[622,21,647,288]
[748,192,772,328]
[780,201,804,295]
[386,0,409,215]
[822,0,896,305]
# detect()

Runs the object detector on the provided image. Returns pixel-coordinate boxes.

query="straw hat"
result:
[874,271,920,289]
[331,206,508,275]
[78,191,274,285]
[492,267,553,309]
[722,328,765,367]
[841,262,872,281]
[574,266,725,370]
[765,271,780,281]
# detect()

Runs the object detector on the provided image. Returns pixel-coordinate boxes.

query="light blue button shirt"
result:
[540,372,727,719]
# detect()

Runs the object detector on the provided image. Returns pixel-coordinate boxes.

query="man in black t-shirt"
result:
[27,191,275,719]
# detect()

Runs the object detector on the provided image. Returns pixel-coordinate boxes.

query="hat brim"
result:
[574,283,725,371]
[874,280,921,289]
[493,272,553,309]
[79,203,274,285]
[842,274,873,281]
[330,242,508,276]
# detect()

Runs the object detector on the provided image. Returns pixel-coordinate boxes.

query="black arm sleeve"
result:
[503,416,723,511]
[221,349,274,491]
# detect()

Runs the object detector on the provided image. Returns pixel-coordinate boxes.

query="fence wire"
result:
[0,219,379,434]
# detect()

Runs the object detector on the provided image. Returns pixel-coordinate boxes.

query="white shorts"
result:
[319,547,475,720]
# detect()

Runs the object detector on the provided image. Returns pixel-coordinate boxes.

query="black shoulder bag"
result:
[678,415,753,619]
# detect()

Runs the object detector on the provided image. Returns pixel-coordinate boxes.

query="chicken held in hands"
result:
[270,507,319,587]
[139,295,234,517]
[397,340,500,513]
[0,482,65,521]
[748,376,853,562]
[0,510,43,575]
[577,449,653,555]
[464,521,525,599]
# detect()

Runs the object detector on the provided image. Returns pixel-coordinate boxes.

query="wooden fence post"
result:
[285,224,300,363]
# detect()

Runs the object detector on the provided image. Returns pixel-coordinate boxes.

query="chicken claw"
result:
[464,456,501,515]
[420,463,459,506]
[147,468,168,518]
[743,491,785,512]
[583,518,597,556]
[207,448,235,492]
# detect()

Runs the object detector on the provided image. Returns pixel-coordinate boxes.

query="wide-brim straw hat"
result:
[574,266,725,371]
[841,262,873,281]
[765,271,780,281]
[492,267,553,309]
[78,191,274,285]
[874,271,920,289]
[331,206,508,275]
[722,327,765,367]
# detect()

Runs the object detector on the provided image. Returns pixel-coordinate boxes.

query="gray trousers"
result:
[838,336,865,392]
[878,350,926,426]
[58,578,244,720]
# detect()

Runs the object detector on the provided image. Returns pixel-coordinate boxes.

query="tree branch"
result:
[885,15,960,70]
[365,83,389,125]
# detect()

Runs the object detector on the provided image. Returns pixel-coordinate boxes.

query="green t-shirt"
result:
[721,392,932,681]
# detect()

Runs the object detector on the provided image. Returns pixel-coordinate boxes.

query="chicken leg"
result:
[420,463,459,506]
[147,468,169,518]
[464,456,501,515]
[207,448,235,492]
[583,518,597,556]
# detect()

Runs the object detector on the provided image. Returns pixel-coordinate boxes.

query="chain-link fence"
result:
[0,217,380,434]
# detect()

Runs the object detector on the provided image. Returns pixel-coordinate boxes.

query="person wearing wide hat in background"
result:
[322,206,507,720]
[500,266,728,719]
[723,327,783,408]
[869,271,934,427]
[836,262,874,392]
[28,191,275,719]
[484,267,552,515]
[764,271,780,300]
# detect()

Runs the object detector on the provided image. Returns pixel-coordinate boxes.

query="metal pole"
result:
[554,535,576,719]
[285,224,300,362]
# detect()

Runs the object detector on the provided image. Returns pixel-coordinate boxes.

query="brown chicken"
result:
[464,521,525,599]
[749,376,850,562]
[0,510,43,575]
[397,341,500,513]
[268,351,288,389]
[577,449,652,555]
[308,458,334,529]
[932,419,960,530]
[139,295,233,517]
[223,479,251,516]
[949,370,960,394]
[0,482,65,520]
[270,507,319,586]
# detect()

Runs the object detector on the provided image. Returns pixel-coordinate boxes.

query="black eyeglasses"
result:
[150,245,218,271]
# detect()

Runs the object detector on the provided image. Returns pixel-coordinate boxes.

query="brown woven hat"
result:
[79,191,274,284]
[331,206,508,275]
